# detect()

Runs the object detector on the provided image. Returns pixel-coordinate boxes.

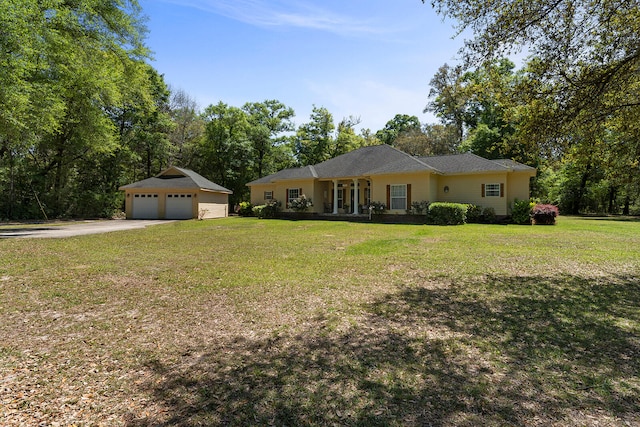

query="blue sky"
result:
[138,0,467,132]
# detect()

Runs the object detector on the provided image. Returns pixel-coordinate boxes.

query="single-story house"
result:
[119,166,232,219]
[247,144,536,216]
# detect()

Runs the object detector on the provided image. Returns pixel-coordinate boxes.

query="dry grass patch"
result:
[1,217,639,425]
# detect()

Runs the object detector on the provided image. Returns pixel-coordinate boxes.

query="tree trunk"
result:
[573,164,591,215]
[607,185,617,214]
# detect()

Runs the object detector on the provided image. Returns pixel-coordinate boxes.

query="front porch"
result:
[319,178,371,215]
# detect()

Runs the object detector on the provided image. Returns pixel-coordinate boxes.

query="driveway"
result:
[0,220,175,239]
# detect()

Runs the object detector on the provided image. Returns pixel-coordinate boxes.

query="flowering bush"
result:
[369,201,386,214]
[532,203,559,225]
[289,195,313,212]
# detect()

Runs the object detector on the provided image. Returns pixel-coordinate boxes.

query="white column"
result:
[332,180,339,214]
[353,179,359,214]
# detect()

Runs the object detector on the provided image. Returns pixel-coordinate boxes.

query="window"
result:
[337,189,343,208]
[485,183,501,197]
[264,191,273,200]
[390,184,407,210]
[364,188,371,206]
[288,188,299,206]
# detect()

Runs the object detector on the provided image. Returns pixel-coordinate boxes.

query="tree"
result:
[375,114,421,146]
[425,0,640,152]
[424,64,468,144]
[333,116,370,157]
[242,100,295,178]
[293,106,335,166]
[198,102,251,204]
[0,0,152,218]
[168,87,204,168]
[395,124,460,156]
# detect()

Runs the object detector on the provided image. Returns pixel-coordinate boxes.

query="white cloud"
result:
[158,0,387,36]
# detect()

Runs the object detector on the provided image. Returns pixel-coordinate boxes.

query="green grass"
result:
[1,216,639,426]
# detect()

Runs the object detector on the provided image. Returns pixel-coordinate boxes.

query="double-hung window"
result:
[485,183,501,197]
[390,184,407,210]
[264,191,273,201]
[288,188,299,206]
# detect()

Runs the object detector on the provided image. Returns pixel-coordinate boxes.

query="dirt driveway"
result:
[0,220,175,239]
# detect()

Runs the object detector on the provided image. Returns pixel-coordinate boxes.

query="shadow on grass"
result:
[127,274,640,426]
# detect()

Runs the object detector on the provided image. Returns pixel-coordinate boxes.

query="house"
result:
[119,167,232,219]
[247,144,535,216]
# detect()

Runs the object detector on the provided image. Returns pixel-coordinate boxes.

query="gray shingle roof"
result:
[248,145,436,185]
[120,167,233,193]
[247,145,535,185]
[419,153,535,173]
[491,159,536,171]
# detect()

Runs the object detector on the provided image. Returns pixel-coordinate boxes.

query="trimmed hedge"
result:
[426,202,467,225]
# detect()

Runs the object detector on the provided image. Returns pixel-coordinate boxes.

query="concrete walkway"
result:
[0,220,175,239]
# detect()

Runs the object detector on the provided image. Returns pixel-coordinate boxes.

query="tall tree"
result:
[424,64,468,144]
[375,114,421,146]
[425,0,640,150]
[198,102,251,203]
[168,87,203,168]
[293,106,335,166]
[242,100,295,178]
[395,124,460,156]
[0,0,152,218]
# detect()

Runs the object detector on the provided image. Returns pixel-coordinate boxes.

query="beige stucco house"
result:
[120,167,232,219]
[247,144,535,216]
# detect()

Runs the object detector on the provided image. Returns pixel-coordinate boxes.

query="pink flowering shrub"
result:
[532,204,559,225]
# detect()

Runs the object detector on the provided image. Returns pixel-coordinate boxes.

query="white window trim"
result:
[390,184,407,210]
[264,191,273,200]
[288,188,300,206]
[485,183,501,197]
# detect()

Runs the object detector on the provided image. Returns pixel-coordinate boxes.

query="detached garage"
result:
[119,167,232,220]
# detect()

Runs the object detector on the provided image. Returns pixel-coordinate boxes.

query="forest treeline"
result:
[1,0,638,219]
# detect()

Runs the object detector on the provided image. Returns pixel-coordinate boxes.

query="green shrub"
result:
[426,202,467,225]
[252,200,281,219]
[532,203,559,225]
[482,206,497,223]
[409,200,430,215]
[466,204,483,223]
[237,201,253,217]
[511,199,534,224]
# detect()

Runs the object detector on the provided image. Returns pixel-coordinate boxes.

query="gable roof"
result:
[120,167,233,194]
[247,145,535,185]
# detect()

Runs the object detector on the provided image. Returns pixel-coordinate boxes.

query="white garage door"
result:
[132,194,159,219]
[166,194,193,219]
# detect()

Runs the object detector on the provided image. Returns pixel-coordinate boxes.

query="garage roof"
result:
[119,167,233,194]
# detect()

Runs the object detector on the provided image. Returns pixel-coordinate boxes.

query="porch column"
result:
[353,179,359,214]
[332,180,339,214]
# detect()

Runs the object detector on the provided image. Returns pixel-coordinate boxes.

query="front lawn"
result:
[1,217,639,426]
